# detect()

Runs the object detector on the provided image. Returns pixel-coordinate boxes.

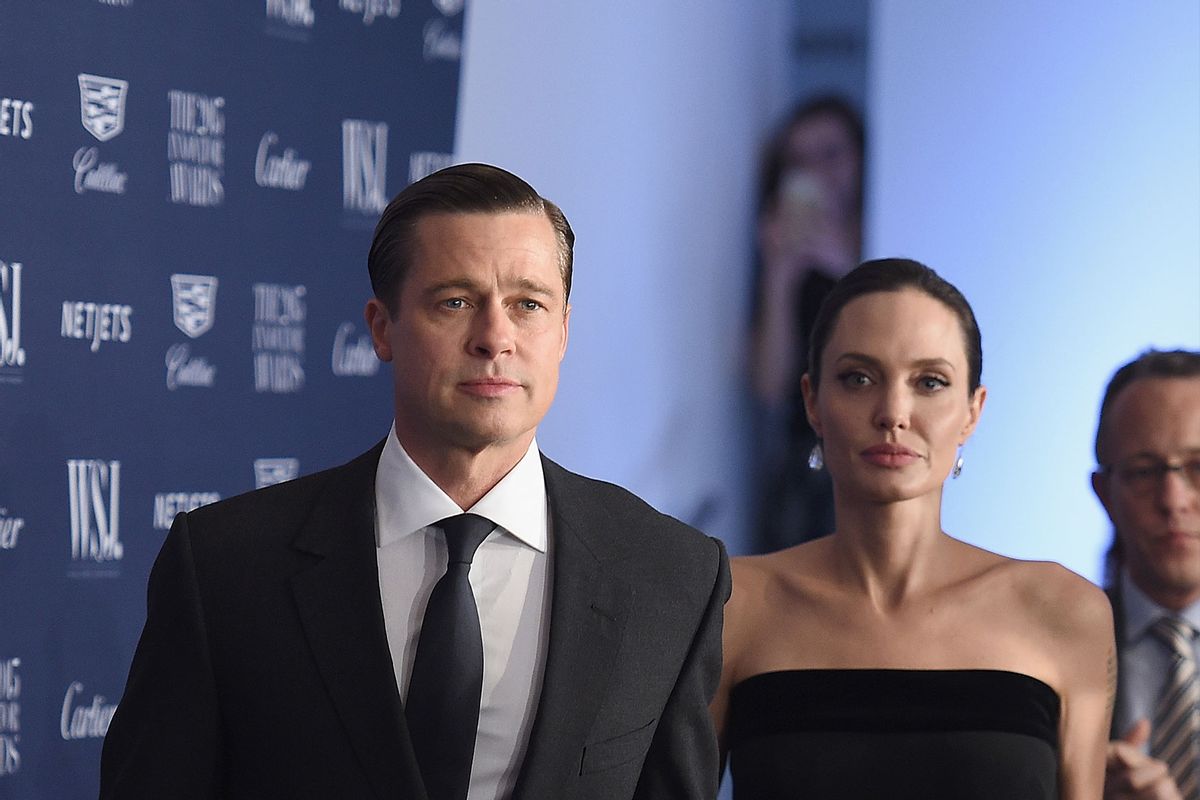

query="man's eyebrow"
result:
[513,277,556,297]
[422,278,480,295]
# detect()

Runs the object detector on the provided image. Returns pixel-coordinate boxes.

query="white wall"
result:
[868,2,1200,580]
[455,3,795,550]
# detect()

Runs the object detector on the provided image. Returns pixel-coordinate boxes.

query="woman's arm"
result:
[1053,569,1117,800]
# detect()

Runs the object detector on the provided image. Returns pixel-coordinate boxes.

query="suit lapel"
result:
[512,458,631,799]
[290,442,427,800]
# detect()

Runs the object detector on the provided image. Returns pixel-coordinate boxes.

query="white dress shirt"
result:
[374,425,551,800]
[1115,570,1200,744]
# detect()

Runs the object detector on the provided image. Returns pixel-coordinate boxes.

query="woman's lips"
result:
[861,444,920,468]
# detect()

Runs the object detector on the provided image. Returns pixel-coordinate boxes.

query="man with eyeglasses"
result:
[1093,349,1200,800]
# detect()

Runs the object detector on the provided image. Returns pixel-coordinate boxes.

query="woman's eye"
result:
[838,371,871,387]
[918,376,949,391]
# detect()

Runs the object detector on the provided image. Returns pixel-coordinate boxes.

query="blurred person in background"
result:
[751,95,865,553]
[717,259,1113,798]
[1093,349,1200,800]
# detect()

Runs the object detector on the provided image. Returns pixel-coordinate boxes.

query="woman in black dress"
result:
[714,259,1114,798]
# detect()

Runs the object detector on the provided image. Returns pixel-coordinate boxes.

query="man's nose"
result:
[468,302,515,358]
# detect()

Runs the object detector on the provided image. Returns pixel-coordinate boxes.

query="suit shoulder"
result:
[184,444,380,543]
[542,456,721,559]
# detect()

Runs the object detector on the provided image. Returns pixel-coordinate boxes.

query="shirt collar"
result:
[374,423,547,553]
[1121,570,1200,642]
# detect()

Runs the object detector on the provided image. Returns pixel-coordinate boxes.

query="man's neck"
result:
[1128,569,1200,614]
[395,431,534,510]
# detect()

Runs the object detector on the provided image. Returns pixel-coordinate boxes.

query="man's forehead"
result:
[1107,376,1200,452]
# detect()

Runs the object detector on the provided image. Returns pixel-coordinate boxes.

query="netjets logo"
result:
[342,119,387,215]
[254,458,299,489]
[77,74,128,142]
[67,459,122,565]
[170,274,218,338]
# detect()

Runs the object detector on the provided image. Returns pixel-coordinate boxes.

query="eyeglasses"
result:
[1101,458,1200,494]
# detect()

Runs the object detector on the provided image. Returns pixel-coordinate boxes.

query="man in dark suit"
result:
[99,163,730,800]
[1093,349,1200,800]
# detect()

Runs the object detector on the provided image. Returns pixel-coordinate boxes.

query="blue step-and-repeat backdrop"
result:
[0,1,465,795]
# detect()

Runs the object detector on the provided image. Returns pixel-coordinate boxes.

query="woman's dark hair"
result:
[757,94,866,215]
[367,162,574,314]
[806,258,983,394]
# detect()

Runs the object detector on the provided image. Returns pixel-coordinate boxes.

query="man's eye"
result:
[443,298,466,309]
[519,300,542,312]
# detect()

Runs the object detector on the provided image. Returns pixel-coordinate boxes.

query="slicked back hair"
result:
[367,163,574,314]
[1094,348,1200,465]
[806,258,983,395]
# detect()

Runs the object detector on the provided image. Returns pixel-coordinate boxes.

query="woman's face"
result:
[803,288,985,505]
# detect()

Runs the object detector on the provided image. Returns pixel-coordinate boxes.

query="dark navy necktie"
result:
[405,513,493,800]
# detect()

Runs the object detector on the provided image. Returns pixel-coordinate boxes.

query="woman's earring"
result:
[951,447,964,479]
[808,442,824,471]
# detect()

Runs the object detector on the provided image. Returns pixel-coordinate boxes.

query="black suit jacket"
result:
[99,442,730,799]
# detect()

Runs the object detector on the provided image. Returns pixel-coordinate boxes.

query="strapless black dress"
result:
[726,670,1059,799]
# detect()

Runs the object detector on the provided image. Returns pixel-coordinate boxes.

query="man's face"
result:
[366,211,569,463]
[1093,377,1200,609]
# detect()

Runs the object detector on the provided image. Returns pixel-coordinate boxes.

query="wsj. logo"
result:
[60,301,133,352]
[77,74,127,142]
[331,321,379,377]
[409,152,453,184]
[0,657,19,776]
[0,506,24,550]
[0,96,34,140]
[0,260,25,380]
[256,132,311,191]
[342,120,387,214]
[170,274,218,338]
[60,682,116,741]
[255,458,299,489]
[339,0,399,25]
[266,0,314,28]
[67,460,122,563]
[153,492,219,530]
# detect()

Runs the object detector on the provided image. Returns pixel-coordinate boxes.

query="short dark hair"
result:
[367,162,575,313]
[806,258,983,394]
[1094,349,1200,465]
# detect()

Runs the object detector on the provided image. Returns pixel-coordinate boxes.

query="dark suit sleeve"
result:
[99,512,221,798]
[632,536,731,800]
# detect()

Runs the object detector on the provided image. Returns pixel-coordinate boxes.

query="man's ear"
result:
[1092,470,1115,521]
[364,298,394,362]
